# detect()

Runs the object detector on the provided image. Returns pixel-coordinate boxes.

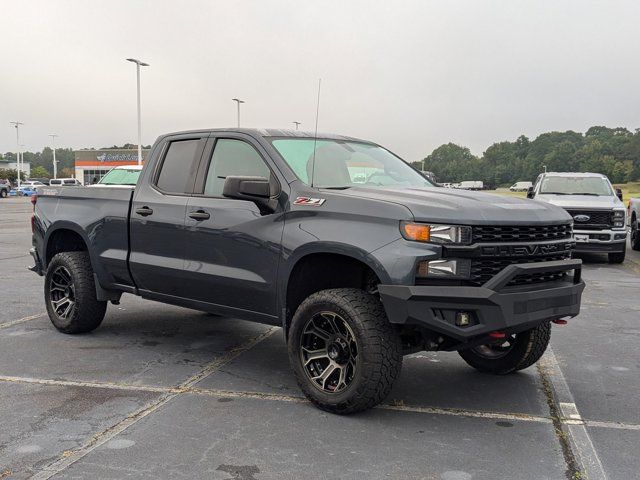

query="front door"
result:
[183,135,283,318]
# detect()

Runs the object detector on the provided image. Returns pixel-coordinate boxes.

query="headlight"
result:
[400,222,471,245]
[612,209,625,228]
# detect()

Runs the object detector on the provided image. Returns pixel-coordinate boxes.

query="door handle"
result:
[135,206,153,216]
[188,210,210,221]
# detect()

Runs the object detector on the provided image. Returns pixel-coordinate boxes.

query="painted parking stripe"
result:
[0,313,45,330]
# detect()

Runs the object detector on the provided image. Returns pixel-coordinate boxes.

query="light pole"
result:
[126,58,149,165]
[20,145,27,182]
[293,121,301,130]
[232,98,245,128]
[9,122,23,188]
[49,134,59,179]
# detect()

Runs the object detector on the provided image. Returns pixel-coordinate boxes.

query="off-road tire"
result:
[458,321,551,375]
[45,252,107,334]
[631,215,640,251]
[0,189,7,198]
[288,288,402,414]
[608,250,626,264]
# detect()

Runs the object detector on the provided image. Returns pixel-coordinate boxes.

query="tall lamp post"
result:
[49,134,59,179]
[9,122,23,188]
[232,98,245,128]
[126,58,149,165]
[292,121,301,130]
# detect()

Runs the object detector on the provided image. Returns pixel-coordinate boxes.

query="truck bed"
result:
[34,186,135,291]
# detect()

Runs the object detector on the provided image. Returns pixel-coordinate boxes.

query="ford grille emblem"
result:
[573,214,590,222]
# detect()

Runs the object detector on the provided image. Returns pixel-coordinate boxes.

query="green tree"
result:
[30,166,51,179]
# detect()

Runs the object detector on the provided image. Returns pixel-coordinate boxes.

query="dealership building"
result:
[74,149,150,185]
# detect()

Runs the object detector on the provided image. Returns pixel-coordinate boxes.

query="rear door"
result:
[182,133,284,318]
[129,134,206,297]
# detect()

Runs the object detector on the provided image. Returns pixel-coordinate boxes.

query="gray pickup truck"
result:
[29,129,584,414]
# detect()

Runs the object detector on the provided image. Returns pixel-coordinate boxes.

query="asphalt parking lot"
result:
[1,196,639,480]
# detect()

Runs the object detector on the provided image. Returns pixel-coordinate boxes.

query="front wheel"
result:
[288,288,402,414]
[631,217,640,251]
[458,322,551,375]
[608,250,626,264]
[45,251,107,334]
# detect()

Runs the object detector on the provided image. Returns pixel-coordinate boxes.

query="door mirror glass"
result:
[526,186,535,199]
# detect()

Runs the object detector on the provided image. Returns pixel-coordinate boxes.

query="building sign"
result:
[75,149,150,164]
[96,152,140,162]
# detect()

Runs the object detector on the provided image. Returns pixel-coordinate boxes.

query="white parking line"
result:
[0,313,45,330]
[541,348,608,480]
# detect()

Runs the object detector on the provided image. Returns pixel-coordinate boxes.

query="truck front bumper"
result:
[572,229,626,253]
[378,259,584,342]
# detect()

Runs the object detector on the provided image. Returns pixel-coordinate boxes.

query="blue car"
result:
[10,186,38,197]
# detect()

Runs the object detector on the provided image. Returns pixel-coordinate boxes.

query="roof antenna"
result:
[310,78,322,187]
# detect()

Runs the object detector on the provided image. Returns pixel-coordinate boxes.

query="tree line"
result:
[413,126,640,187]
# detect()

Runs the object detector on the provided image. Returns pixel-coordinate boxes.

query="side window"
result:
[156,139,202,194]
[204,139,270,197]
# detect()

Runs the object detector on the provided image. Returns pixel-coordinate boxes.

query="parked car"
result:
[459,180,483,190]
[528,172,627,263]
[0,180,10,198]
[10,186,38,197]
[628,197,640,251]
[28,178,50,186]
[510,181,533,192]
[49,178,82,187]
[21,180,46,189]
[88,165,143,187]
[30,128,584,414]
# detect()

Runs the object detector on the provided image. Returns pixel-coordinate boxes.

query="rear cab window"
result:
[154,138,205,194]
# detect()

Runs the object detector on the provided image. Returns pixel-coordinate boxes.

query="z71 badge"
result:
[293,197,326,206]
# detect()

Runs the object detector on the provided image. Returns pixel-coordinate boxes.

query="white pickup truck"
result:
[629,198,640,251]
[528,172,627,263]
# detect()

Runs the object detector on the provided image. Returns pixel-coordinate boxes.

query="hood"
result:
[534,194,624,210]
[329,186,572,225]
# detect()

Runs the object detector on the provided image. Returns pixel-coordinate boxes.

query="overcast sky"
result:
[1,0,639,161]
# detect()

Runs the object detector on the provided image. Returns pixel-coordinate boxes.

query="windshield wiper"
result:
[540,192,568,195]
[323,186,352,190]
[572,193,601,196]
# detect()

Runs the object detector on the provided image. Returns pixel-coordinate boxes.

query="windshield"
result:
[270,138,435,189]
[98,168,141,186]
[539,176,614,196]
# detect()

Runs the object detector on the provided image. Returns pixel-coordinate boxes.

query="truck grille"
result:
[470,251,572,286]
[565,210,612,230]
[471,224,572,243]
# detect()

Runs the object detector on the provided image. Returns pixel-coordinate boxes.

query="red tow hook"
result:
[488,331,506,339]
[552,319,568,325]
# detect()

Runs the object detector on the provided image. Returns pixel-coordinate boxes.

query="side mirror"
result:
[615,188,623,201]
[223,176,277,212]
[526,186,535,199]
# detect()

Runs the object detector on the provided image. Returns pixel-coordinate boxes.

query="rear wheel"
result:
[458,322,551,374]
[631,215,640,251]
[608,250,626,264]
[45,252,107,334]
[288,288,402,414]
